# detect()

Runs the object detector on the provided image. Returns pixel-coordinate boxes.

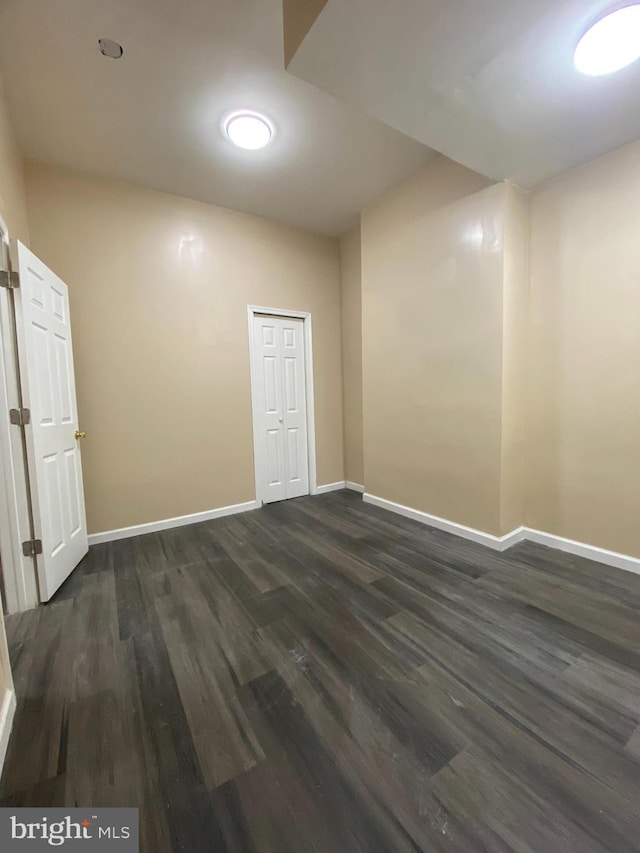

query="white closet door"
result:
[251,314,309,504]
[279,317,309,499]
[252,315,287,503]
[13,241,88,601]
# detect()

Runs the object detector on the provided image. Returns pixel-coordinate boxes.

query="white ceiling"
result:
[289,0,640,189]
[0,0,434,236]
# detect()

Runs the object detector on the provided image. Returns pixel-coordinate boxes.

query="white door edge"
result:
[0,222,39,613]
[247,305,317,505]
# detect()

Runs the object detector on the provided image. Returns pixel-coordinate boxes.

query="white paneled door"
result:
[251,314,310,504]
[13,241,88,601]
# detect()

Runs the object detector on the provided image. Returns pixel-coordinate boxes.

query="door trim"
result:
[0,686,16,774]
[247,306,317,504]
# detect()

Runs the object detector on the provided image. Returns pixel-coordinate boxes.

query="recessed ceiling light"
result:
[574,5,640,76]
[98,38,124,59]
[223,112,273,150]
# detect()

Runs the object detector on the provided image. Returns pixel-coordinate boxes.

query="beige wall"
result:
[0,74,28,713]
[500,183,529,534]
[0,78,28,243]
[283,0,329,66]
[360,142,640,557]
[527,139,640,558]
[339,224,364,486]
[24,162,344,534]
[361,156,516,534]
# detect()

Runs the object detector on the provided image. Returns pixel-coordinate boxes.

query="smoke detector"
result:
[98,38,124,59]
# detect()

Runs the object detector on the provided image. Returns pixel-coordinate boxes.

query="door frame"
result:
[247,305,317,504]
[0,224,39,613]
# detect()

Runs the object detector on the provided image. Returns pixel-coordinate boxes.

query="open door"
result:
[12,241,88,601]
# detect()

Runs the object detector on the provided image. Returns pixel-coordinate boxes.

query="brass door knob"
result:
[74,430,86,440]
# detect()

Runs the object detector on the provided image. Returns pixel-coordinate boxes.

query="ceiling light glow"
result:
[574,5,640,76]
[224,112,273,149]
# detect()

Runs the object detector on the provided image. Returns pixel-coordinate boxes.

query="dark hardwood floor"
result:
[3,489,640,851]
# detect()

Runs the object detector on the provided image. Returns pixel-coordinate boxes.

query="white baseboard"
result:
[317,481,364,494]
[315,481,347,495]
[0,687,16,776]
[524,528,640,576]
[362,492,640,576]
[363,493,523,551]
[88,484,352,544]
[86,489,640,578]
[88,499,259,545]
[500,526,528,550]
[346,481,365,493]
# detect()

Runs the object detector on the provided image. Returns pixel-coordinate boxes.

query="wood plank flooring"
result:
[3,489,640,851]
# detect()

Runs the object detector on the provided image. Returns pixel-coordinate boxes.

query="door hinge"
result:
[22,538,43,558]
[0,270,19,289]
[9,407,30,426]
